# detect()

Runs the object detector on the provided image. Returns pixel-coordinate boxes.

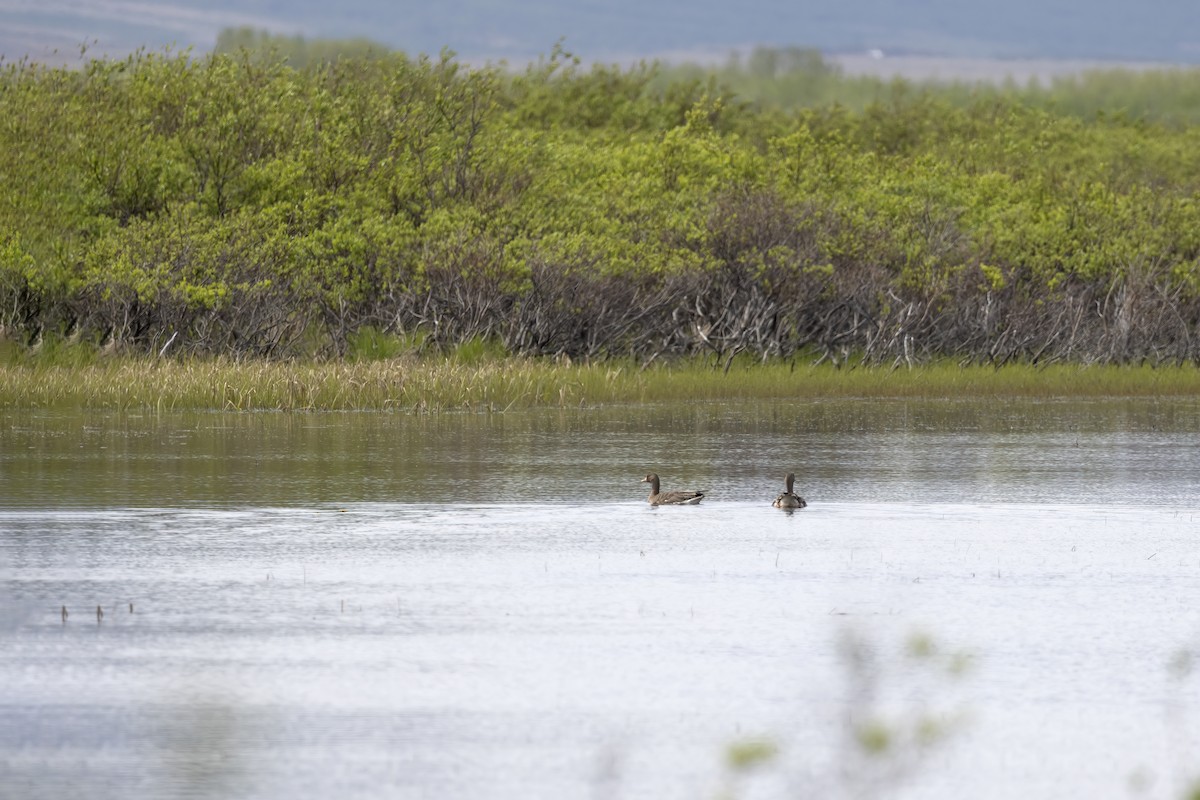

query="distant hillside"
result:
[2,0,1198,67]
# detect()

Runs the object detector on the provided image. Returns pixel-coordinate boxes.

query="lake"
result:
[3,399,1200,799]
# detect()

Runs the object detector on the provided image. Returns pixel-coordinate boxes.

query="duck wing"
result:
[773,492,807,509]
[652,490,705,505]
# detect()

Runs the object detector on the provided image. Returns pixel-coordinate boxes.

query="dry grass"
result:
[1,356,1198,411]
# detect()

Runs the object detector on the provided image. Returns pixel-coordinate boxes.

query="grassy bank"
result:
[1,357,1197,411]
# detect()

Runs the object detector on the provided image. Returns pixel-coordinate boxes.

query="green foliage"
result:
[2,45,1200,364]
[657,47,1200,126]
[856,720,893,755]
[25,332,101,367]
[504,43,715,133]
[346,325,416,361]
[452,335,508,364]
[724,737,779,770]
[214,27,394,69]
[0,233,35,330]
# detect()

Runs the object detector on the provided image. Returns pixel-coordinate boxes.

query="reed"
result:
[0,356,1197,411]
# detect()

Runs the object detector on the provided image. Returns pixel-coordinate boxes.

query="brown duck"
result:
[772,473,807,509]
[641,473,705,505]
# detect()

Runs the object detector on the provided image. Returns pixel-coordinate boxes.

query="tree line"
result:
[2,44,1200,365]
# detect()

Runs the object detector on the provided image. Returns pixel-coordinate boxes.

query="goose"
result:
[641,473,705,505]
[772,473,807,509]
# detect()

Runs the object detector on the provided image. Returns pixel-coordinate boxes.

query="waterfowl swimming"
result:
[772,473,807,509]
[641,473,705,505]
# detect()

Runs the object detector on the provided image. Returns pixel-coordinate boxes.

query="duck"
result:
[772,473,807,509]
[641,473,705,505]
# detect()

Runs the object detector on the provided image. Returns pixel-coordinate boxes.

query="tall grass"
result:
[1,356,1197,411]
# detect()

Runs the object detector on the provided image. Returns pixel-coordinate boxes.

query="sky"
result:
[1,0,1197,67]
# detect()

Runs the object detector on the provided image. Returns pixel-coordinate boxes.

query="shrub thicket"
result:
[2,45,1200,366]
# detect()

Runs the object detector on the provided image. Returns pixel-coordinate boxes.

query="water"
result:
[3,400,1200,799]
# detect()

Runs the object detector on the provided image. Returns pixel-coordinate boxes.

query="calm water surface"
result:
[3,400,1200,799]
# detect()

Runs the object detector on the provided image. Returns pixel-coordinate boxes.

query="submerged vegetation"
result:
[2,39,1200,377]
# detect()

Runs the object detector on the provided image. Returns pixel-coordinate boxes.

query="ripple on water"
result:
[3,402,1200,799]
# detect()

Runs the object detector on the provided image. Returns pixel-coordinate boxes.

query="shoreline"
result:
[2,358,1197,412]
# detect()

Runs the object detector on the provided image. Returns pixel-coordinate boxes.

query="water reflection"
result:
[3,399,1200,508]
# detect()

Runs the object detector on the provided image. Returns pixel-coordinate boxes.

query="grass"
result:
[1,352,1198,411]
